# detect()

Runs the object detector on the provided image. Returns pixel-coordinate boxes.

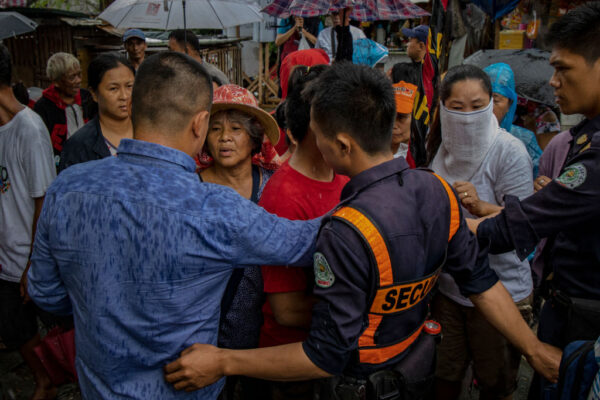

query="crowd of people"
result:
[0,2,599,400]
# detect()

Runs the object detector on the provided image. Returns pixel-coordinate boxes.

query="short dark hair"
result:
[131,52,212,135]
[0,45,12,88]
[440,64,491,104]
[305,62,395,155]
[546,1,600,65]
[88,53,135,91]
[285,64,329,143]
[12,82,28,104]
[168,29,201,53]
[390,62,419,85]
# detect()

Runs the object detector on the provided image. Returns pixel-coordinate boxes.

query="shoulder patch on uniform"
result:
[579,142,591,154]
[314,252,335,288]
[556,163,587,189]
[576,134,588,145]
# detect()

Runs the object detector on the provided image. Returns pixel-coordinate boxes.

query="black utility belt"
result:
[549,290,600,345]
[332,328,438,400]
[549,290,600,310]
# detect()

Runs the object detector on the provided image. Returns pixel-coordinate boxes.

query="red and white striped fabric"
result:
[262,0,429,20]
[0,0,27,7]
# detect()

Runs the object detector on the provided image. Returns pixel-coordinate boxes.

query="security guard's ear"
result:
[335,132,353,156]
[286,128,298,147]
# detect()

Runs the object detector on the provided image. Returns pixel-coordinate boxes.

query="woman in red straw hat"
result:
[198,84,281,399]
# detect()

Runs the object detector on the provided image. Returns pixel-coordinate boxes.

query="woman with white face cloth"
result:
[427,64,535,400]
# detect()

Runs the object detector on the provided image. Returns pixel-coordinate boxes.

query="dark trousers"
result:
[528,300,568,399]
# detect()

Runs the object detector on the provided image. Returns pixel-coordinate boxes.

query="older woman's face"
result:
[492,92,511,124]
[392,113,411,145]
[207,113,254,169]
[57,65,82,98]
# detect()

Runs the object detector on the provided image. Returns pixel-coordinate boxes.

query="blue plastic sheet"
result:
[470,0,520,20]
[352,38,389,67]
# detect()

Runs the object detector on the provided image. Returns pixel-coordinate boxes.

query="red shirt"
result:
[258,161,348,347]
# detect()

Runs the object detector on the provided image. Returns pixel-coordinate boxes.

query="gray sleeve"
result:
[494,137,534,203]
[21,114,56,198]
[203,62,230,85]
[315,30,331,57]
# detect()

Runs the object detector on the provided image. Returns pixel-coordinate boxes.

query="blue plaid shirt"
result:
[28,139,319,399]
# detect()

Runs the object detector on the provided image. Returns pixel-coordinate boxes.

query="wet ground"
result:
[0,349,80,400]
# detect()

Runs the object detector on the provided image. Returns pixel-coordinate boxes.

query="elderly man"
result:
[27,52,318,400]
[123,28,147,71]
[34,52,93,167]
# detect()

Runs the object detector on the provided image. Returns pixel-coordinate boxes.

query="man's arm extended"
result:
[164,281,562,392]
[469,281,562,382]
[164,342,329,392]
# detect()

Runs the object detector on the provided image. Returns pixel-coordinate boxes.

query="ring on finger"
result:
[463,192,468,198]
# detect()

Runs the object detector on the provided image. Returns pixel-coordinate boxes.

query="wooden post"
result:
[264,42,270,101]
[494,19,500,49]
[258,43,264,106]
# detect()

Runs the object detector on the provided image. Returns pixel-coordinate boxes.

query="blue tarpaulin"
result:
[470,0,520,20]
[353,38,389,67]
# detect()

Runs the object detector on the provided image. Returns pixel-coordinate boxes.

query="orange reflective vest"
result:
[331,173,460,365]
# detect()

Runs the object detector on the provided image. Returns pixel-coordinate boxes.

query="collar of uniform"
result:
[340,157,409,201]
[117,138,197,172]
[570,114,600,138]
[568,114,600,159]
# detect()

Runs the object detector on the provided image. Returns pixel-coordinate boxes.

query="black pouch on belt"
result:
[565,296,600,344]
[365,331,437,400]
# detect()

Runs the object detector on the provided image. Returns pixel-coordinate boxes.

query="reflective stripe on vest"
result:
[331,173,460,365]
[431,173,460,241]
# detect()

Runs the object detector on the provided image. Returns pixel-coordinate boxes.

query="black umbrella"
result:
[464,48,556,107]
[0,12,38,40]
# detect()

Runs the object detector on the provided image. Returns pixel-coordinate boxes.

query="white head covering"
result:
[431,99,498,184]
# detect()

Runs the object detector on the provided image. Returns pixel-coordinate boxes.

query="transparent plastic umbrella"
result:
[99,0,263,30]
[0,11,38,40]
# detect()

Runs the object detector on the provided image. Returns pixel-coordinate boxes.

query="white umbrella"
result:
[98,0,263,30]
[0,12,38,40]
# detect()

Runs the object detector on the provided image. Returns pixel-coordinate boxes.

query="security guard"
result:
[471,3,600,398]
[164,63,561,399]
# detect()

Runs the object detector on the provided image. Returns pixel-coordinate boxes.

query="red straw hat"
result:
[211,84,280,146]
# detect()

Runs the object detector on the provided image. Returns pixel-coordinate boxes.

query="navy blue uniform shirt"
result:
[478,115,600,300]
[302,157,498,377]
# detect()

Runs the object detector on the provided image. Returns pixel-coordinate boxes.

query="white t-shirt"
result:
[66,103,84,139]
[433,129,534,305]
[316,25,366,62]
[0,107,55,282]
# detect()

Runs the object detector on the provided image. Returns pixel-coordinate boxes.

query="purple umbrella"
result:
[262,0,429,21]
